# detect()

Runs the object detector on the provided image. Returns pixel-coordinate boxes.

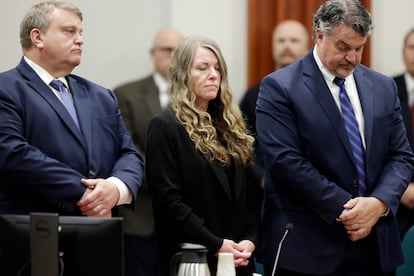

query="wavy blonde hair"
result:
[168,35,254,167]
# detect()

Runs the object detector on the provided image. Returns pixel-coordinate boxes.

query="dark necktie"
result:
[334,77,366,195]
[50,80,80,129]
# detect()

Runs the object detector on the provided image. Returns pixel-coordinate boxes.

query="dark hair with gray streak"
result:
[312,0,373,41]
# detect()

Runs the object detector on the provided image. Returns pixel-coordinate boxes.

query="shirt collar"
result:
[153,72,168,94]
[24,56,68,87]
[312,45,354,86]
[404,72,414,94]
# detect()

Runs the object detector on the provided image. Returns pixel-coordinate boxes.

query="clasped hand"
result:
[217,239,255,267]
[337,197,387,241]
[76,178,120,217]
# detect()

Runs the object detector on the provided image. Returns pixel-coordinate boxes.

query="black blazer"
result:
[146,109,261,276]
[394,74,414,239]
[394,74,413,147]
[239,83,264,187]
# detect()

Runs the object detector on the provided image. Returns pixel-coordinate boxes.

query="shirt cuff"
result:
[107,176,132,205]
[381,207,390,217]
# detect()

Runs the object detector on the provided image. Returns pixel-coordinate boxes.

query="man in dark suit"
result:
[394,28,414,240]
[239,20,309,189]
[114,29,183,276]
[0,1,143,217]
[256,0,414,275]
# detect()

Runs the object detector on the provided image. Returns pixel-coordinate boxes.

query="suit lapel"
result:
[207,160,233,201]
[143,77,162,115]
[66,77,90,155]
[232,161,244,201]
[18,64,87,155]
[15,58,90,160]
[302,54,355,163]
[353,67,373,155]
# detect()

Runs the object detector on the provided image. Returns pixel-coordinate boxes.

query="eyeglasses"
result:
[154,46,175,54]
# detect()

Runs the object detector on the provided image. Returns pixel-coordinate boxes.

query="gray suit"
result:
[114,75,161,275]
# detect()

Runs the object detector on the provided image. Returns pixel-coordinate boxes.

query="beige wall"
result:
[0,0,412,103]
[371,0,414,77]
[0,0,247,103]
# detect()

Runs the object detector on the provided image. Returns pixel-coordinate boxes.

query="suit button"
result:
[352,179,358,188]
[88,170,96,177]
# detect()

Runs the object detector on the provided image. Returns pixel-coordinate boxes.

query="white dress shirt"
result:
[312,47,366,149]
[23,56,132,205]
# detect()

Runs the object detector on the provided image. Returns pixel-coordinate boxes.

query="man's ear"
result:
[30,28,44,48]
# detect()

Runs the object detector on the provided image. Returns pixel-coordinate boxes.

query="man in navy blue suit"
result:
[0,1,143,217]
[256,0,414,275]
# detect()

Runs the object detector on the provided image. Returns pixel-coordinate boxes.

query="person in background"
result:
[256,0,414,275]
[394,28,414,240]
[113,28,183,276]
[239,19,309,188]
[145,35,262,276]
[0,1,143,217]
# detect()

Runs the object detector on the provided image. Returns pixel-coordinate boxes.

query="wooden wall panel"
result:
[247,0,371,88]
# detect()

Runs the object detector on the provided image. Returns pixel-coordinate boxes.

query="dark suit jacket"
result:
[394,74,414,239]
[256,51,414,274]
[114,75,161,236]
[239,84,264,187]
[239,83,260,136]
[394,75,413,147]
[146,109,262,276]
[0,57,143,215]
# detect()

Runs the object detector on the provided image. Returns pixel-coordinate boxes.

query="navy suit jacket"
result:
[0,58,143,215]
[256,51,414,274]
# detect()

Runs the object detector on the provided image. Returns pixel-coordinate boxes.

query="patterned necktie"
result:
[50,80,80,129]
[334,77,366,195]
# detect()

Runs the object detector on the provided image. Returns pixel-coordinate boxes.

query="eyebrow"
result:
[337,39,365,49]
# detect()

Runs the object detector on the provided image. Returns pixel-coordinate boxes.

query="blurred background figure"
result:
[146,35,262,276]
[239,19,309,189]
[114,28,183,276]
[393,28,414,240]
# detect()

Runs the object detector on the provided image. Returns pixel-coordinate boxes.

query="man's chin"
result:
[336,68,355,79]
[70,59,81,67]
[279,57,297,68]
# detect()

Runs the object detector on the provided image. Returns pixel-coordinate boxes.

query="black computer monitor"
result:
[0,214,124,276]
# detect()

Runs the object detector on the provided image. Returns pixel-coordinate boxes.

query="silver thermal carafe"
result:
[170,243,211,276]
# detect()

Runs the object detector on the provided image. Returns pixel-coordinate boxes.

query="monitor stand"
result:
[30,213,59,276]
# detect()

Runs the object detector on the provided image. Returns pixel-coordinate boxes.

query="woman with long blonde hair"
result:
[146,35,262,276]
